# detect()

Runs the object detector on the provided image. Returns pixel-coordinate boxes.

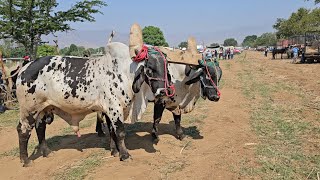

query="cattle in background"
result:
[15,41,172,167]
[97,59,222,144]
[272,47,289,59]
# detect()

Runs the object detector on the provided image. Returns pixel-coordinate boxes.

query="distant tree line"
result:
[242,33,277,47]
[0,40,105,58]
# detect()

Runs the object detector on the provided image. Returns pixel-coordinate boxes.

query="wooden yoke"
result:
[159,37,201,66]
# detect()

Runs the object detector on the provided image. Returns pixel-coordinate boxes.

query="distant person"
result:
[227,48,231,59]
[219,48,223,59]
[230,48,234,59]
[214,50,218,58]
[292,45,299,63]
[205,50,213,60]
[264,47,269,57]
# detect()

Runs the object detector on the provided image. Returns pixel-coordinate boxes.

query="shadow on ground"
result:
[29,121,203,161]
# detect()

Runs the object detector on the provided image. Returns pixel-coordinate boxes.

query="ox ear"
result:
[185,65,192,76]
[132,65,145,93]
[185,68,204,85]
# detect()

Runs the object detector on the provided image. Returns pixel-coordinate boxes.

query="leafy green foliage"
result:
[306,0,320,4]
[210,43,220,47]
[37,44,57,57]
[273,8,320,38]
[142,26,169,47]
[178,41,188,48]
[0,40,25,57]
[242,35,257,47]
[223,38,238,46]
[59,44,104,57]
[0,0,107,59]
[254,33,277,46]
[10,47,26,57]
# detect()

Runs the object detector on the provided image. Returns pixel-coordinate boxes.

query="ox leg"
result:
[113,120,130,161]
[96,112,106,137]
[173,114,185,140]
[35,117,51,158]
[17,119,34,167]
[152,102,165,143]
[104,114,118,156]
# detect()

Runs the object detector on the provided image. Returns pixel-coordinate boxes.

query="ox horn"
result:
[129,23,143,59]
[187,36,197,55]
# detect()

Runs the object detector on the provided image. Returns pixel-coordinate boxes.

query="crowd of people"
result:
[204,47,235,60]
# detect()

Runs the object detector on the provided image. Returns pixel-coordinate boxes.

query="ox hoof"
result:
[22,160,33,167]
[176,133,186,141]
[152,133,159,144]
[97,131,106,137]
[120,153,131,161]
[42,147,52,157]
[111,149,119,157]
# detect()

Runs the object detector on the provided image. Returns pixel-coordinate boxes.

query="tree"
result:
[223,38,238,46]
[0,40,13,57]
[68,44,78,56]
[306,0,320,4]
[59,47,69,56]
[0,0,107,60]
[254,33,277,46]
[273,8,320,38]
[178,41,188,48]
[242,35,257,47]
[37,44,57,57]
[11,47,26,57]
[142,26,169,47]
[210,43,220,47]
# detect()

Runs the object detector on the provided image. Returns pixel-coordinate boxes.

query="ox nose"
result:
[213,95,220,102]
[155,88,166,97]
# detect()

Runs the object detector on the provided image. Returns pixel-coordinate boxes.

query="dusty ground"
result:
[0,51,319,179]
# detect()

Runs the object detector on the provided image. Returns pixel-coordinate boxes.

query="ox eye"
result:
[146,69,153,75]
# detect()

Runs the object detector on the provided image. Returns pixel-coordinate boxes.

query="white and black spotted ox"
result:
[97,59,222,144]
[15,42,172,167]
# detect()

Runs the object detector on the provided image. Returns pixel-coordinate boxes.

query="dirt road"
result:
[0,51,318,179]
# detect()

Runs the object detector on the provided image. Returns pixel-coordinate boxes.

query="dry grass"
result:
[237,53,320,179]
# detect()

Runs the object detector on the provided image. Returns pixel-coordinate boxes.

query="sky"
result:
[45,0,319,48]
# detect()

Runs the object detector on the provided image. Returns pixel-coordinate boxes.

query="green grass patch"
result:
[0,110,19,129]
